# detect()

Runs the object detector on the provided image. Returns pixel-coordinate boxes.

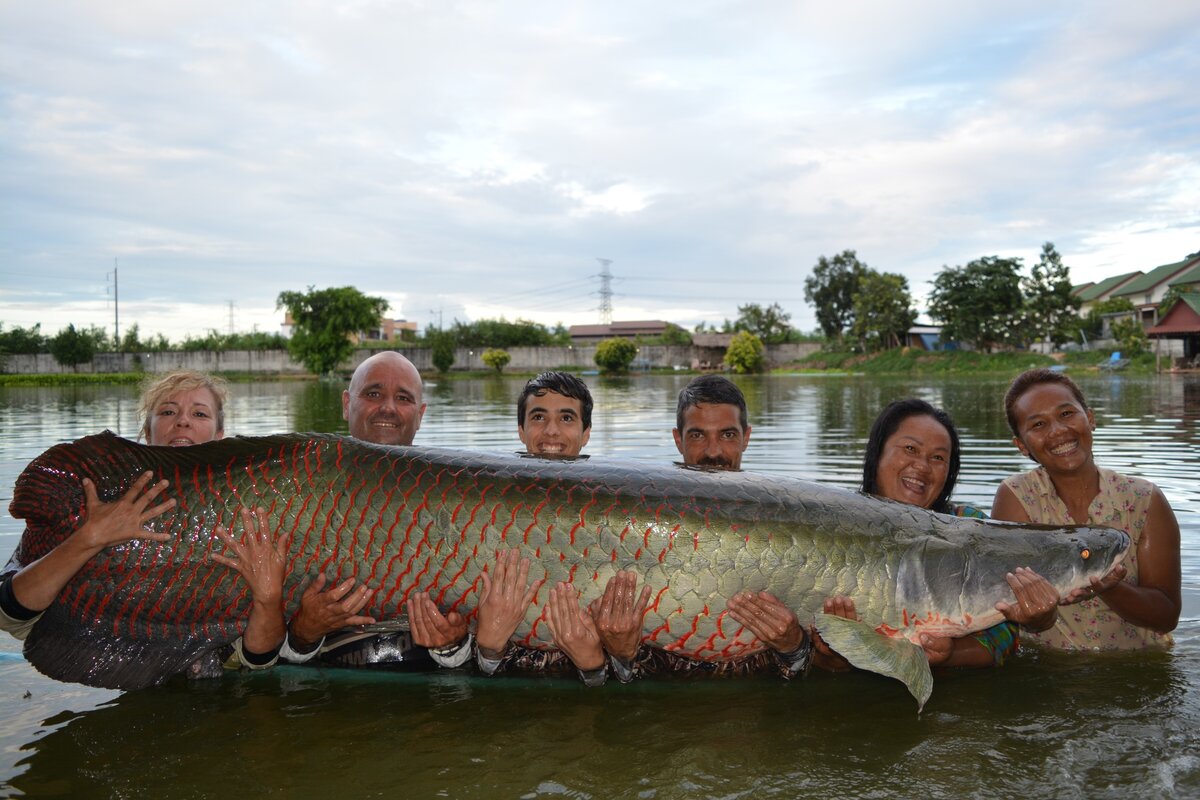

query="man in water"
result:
[516,371,593,458]
[673,374,752,470]
[280,352,461,669]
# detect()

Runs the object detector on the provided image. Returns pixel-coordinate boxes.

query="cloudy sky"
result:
[2,1,1198,342]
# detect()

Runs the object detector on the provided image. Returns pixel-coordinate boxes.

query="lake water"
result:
[1,373,1198,798]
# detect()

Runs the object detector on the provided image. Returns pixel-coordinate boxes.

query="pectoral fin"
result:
[814,613,933,712]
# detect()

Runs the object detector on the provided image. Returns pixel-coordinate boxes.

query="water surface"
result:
[1,374,1197,798]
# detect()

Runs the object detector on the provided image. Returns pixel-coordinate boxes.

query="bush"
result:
[724,331,766,373]
[480,348,511,373]
[1110,317,1149,355]
[430,331,456,372]
[594,338,638,373]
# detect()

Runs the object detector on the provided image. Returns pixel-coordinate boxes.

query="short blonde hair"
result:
[138,370,229,441]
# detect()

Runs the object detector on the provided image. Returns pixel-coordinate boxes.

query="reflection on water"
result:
[1,374,1198,798]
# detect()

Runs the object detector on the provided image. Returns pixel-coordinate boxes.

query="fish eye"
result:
[1080,548,1090,560]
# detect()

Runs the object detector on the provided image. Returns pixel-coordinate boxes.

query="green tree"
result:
[724,330,766,373]
[1110,316,1149,354]
[594,337,638,373]
[928,256,1025,352]
[449,318,554,348]
[851,272,917,351]
[0,323,47,354]
[277,286,388,376]
[49,323,98,371]
[804,250,870,343]
[1079,297,1135,341]
[480,348,511,373]
[430,330,456,372]
[1158,285,1195,317]
[734,303,792,344]
[1023,242,1081,349]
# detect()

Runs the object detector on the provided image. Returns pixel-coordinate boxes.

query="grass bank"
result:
[779,348,1160,375]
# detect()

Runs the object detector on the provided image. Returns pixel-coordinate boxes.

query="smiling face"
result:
[673,403,751,470]
[518,390,591,457]
[1010,381,1096,473]
[147,388,224,447]
[343,353,426,445]
[874,414,951,510]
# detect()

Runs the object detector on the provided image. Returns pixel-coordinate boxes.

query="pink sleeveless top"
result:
[1001,467,1172,650]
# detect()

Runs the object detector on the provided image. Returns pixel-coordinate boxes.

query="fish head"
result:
[894,520,1130,639]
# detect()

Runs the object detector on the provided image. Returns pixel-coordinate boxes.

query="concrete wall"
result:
[3,341,823,375]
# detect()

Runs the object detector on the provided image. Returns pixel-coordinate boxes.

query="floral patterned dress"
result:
[1001,467,1172,650]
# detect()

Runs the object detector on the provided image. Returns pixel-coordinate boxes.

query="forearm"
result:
[242,598,287,656]
[9,535,105,612]
[1099,582,1180,633]
[940,635,1001,669]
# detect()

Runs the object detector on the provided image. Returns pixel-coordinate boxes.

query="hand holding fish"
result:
[996,566,1061,631]
[546,582,605,672]
[726,591,805,653]
[288,574,377,650]
[209,507,289,655]
[1061,564,1127,606]
[476,549,546,659]
[589,571,651,662]
[406,592,468,649]
[811,595,857,672]
[77,473,175,552]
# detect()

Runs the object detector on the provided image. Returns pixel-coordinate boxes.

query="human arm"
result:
[474,549,546,672]
[545,582,606,683]
[921,624,1017,669]
[209,507,289,660]
[1072,488,1181,633]
[285,574,377,657]
[10,473,175,612]
[810,595,856,672]
[407,592,472,667]
[589,571,651,677]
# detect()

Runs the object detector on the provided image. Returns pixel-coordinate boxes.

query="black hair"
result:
[675,375,748,433]
[861,398,960,514]
[517,371,593,431]
[1004,367,1089,437]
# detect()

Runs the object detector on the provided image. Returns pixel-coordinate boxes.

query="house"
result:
[280,314,418,343]
[1075,272,1142,317]
[1110,255,1200,328]
[568,320,670,344]
[1147,294,1200,365]
[903,324,949,351]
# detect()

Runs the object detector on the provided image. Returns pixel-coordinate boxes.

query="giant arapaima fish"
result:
[7,432,1129,709]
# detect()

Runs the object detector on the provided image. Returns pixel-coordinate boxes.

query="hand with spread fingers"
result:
[996,566,1062,631]
[78,472,176,551]
[810,595,857,672]
[288,573,377,651]
[546,581,605,672]
[1061,564,1128,606]
[407,591,469,649]
[209,507,290,655]
[11,472,178,613]
[726,590,805,654]
[589,571,651,662]
[475,549,546,659]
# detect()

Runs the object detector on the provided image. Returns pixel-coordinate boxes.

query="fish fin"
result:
[815,613,933,713]
[23,604,221,690]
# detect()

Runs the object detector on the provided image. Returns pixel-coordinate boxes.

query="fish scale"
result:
[8,431,1128,691]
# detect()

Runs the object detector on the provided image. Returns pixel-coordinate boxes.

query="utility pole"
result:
[107,258,120,344]
[227,300,237,335]
[596,258,613,325]
[428,307,443,331]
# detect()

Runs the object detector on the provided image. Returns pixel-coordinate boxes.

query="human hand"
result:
[588,571,651,661]
[919,634,954,666]
[726,590,805,653]
[1062,564,1127,606]
[475,549,545,658]
[546,581,605,672]
[210,507,289,605]
[810,595,857,672]
[407,591,469,648]
[288,573,377,649]
[996,566,1060,630]
[76,472,175,552]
